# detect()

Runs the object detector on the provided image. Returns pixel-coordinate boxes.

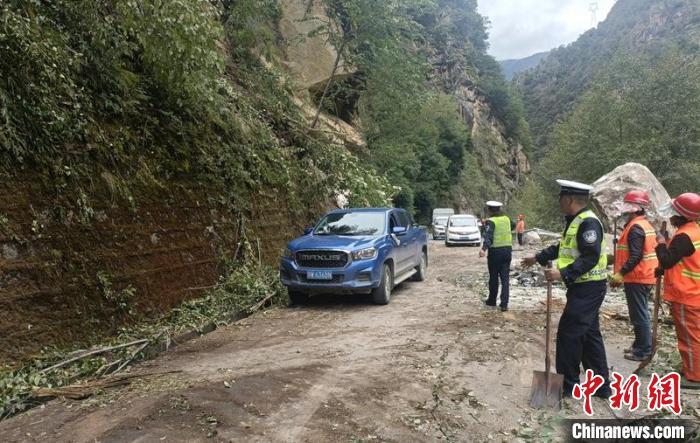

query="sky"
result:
[477,0,617,60]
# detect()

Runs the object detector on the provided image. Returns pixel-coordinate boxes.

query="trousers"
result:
[556,281,610,395]
[671,303,700,381]
[487,247,512,308]
[624,283,652,356]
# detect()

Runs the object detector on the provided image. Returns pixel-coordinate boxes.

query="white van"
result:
[432,208,454,224]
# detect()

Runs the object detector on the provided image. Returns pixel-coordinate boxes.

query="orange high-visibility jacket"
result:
[664,222,700,306]
[614,216,658,284]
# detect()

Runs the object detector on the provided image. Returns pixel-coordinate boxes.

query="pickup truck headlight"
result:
[283,248,294,259]
[352,247,377,260]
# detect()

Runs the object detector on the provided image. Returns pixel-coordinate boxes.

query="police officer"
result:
[522,180,611,397]
[479,201,515,312]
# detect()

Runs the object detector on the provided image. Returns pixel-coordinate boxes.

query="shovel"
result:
[529,262,564,409]
[634,275,663,375]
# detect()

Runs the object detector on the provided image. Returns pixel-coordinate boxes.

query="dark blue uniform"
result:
[483,219,515,309]
[535,208,611,397]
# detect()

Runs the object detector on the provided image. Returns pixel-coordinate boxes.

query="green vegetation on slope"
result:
[0,0,392,216]
[512,0,700,227]
[517,0,700,156]
[514,50,700,229]
[315,0,531,222]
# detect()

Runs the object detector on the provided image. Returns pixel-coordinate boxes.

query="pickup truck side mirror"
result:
[304,227,313,235]
[392,226,408,236]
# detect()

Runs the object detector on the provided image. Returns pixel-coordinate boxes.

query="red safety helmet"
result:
[671,193,700,220]
[623,190,651,206]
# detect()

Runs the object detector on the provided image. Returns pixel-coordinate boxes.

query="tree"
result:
[546,50,700,195]
[307,0,429,128]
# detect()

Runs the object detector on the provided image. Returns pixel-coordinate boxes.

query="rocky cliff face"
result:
[452,84,530,199]
[277,0,530,206]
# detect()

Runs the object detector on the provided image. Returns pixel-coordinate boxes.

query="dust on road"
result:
[1,242,697,442]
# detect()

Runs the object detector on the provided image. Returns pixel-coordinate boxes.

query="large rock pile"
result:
[591,162,670,231]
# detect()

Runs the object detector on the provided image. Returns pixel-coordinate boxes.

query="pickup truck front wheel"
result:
[372,264,393,305]
[288,290,309,306]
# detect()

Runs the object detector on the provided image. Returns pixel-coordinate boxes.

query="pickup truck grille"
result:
[295,250,349,268]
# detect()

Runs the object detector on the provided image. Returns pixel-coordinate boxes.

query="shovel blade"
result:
[529,370,564,409]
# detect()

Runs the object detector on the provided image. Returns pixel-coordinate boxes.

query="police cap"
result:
[556,179,593,196]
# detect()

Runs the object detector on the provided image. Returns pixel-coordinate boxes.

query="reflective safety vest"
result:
[557,210,608,283]
[489,215,513,248]
[664,222,700,306]
[614,216,658,284]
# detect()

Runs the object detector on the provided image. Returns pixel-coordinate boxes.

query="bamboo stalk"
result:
[113,332,163,374]
[40,339,149,374]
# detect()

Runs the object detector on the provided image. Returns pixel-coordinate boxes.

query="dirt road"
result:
[2,242,697,442]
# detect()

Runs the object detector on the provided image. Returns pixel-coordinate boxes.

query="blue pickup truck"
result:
[280,208,428,305]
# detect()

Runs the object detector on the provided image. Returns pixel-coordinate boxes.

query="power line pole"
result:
[589,2,599,27]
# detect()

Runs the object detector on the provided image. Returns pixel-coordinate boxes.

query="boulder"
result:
[278,0,353,92]
[522,231,542,245]
[591,162,670,232]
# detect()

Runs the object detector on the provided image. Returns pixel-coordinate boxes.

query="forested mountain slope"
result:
[516,0,700,155]
[511,0,700,228]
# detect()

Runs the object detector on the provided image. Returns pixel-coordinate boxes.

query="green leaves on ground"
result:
[0,260,285,419]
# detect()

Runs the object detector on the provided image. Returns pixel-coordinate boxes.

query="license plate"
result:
[307,271,333,280]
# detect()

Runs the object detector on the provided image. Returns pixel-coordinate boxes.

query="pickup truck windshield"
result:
[314,212,386,236]
[450,218,477,227]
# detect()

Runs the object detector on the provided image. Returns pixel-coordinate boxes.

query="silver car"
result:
[445,214,481,246]
[432,216,449,240]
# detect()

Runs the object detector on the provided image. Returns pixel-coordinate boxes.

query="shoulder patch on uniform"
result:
[582,230,598,244]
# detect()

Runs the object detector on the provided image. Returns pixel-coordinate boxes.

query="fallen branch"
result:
[113,332,164,374]
[32,370,182,400]
[248,294,275,313]
[40,339,149,374]
[95,359,123,377]
[32,378,131,400]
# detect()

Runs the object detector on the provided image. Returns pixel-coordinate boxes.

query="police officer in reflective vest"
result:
[609,190,658,361]
[656,193,700,389]
[522,180,611,397]
[479,201,515,311]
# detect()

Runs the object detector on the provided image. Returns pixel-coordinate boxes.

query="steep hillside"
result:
[425,0,531,208]
[499,51,550,80]
[0,0,528,364]
[516,0,700,154]
[0,0,390,364]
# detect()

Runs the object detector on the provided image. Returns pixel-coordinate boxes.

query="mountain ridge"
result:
[499,51,550,80]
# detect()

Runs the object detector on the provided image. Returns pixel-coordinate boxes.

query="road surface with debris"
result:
[1,242,698,442]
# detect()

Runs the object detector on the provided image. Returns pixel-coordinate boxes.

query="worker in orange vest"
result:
[656,192,700,389]
[609,190,658,361]
[516,214,526,247]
